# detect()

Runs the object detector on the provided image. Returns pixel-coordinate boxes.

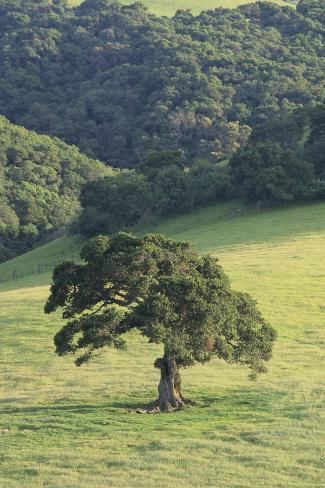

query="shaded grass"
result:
[148,201,325,253]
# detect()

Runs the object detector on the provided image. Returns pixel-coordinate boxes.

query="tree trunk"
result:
[154,356,188,412]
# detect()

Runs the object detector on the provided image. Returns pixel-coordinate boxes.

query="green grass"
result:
[0,235,83,291]
[1,201,324,487]
[68,0,294,16]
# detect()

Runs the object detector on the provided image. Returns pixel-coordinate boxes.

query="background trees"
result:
[230,106,325,204]
[0,116,109,260]
[45,232,277,412]
[0,0,323,166]
[2,104,324,258]
[0,1,324,257]
[78,151,231,236]
[78,106,325,237]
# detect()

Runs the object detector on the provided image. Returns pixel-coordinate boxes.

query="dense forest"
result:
[78,150,231,236]
[230,105,325,203]
[0,0,324,258]
[0,0,324,166]
[78,105,325,236]
[0,117,109,261]
[1,101,321,256]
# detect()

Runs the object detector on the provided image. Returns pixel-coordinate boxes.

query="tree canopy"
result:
[230,105,325,203]
[45,232,277,412]
[1,0,324,259]
[0,0,323,166]
[78,150,230,236]
[78,106,325,237]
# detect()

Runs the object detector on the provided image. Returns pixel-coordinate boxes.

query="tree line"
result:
[230,105,325,203]
[78,150,231,236]
[78,106,325,237]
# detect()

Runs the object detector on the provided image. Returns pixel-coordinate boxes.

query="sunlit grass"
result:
[0,201,324,486]
[0,235,82,291]
[68,0,294,17]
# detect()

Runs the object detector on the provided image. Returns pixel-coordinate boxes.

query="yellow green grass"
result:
[1,201,324,487]
[68,1,294,16]
[0,235,82,291]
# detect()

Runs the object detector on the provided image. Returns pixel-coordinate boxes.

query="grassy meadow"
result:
[0,235,83,291]
[68,1,294,16]
[1,201,324,487]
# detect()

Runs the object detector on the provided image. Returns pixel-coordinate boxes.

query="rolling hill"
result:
[1,0,321,166]
[0,116,109,261]
[0,200,324,486]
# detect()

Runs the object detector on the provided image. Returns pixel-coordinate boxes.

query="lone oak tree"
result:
[45,233,277,412]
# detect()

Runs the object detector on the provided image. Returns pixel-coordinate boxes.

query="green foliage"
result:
[230,106,325,203]
[0,116,109,261]
[45,232,276,387]
[189,160,232,206]
[78,171,158,235]
[78,151,231,236]
[303,106,325,181]
[297,0,324,19]
[0,0,323,165]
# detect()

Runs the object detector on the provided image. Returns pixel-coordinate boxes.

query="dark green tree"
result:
[304,106,325,179]
[137,150,186,180]
[230,142,315,203]
[78,172,156,236]
[45,232,277,412]
[229,106,325,204]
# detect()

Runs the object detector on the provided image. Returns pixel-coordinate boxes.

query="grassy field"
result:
[0,235,83,291]
[68,0,294,16]
[1,201,324,487]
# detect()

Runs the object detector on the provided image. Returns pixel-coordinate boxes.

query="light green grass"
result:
[0,235,82,291]
[69,0,294,16]
[1,201,324,487]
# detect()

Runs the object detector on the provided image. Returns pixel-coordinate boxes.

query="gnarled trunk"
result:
[154,356,188,412]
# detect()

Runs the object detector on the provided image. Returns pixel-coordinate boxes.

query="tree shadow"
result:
[1,388,289,420]
[195,388,288,422]
[1,399,147,416]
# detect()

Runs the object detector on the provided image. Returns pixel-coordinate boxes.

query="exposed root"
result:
[135,396,194,414]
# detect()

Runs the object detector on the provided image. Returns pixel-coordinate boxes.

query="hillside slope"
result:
[0,201,324,486]
[0,116,109,261]
[0,0,322,165]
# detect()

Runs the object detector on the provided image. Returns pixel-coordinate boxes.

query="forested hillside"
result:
[0,0,324,259]
[0,0,323,166]
[230,105,325,202]
[78,105,325,236]
[0,116,109,261]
